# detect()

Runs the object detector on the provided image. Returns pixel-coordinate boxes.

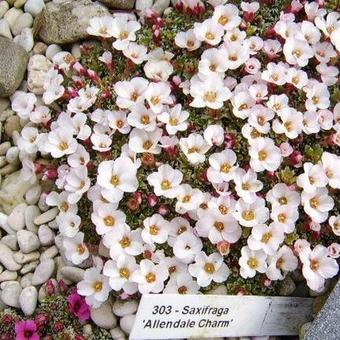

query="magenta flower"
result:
[15,320,39,340]
[68,292,90,321]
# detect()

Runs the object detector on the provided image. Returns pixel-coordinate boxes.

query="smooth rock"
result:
[27,54,51,94]
[33,41,47,55]
[120,314,135,335]
[40,245,58,261]
[1,234,18,250]
[300,322,312,339]
[19,286,38,315]
[25,185,42,205]
[99,0,135,9]
[0,98,9,112]
[24,0,45,16]
[0,142,11,155]
[152,0,170,14]
[17,230,40,253]
[20,260,38,274]
[207,284,228,295]
[1,281,21,307]
[11,12,33,35]
[37,0,109,44]
[38,224,54,246]
[34,207,59,225]
[25,205,40,233]
[60,266,85,283]
[13,251,40,264]
[98,241,110,258]
[110,327,126,340]
[31,259,55,285]
[0,270,17,282]
[113,300,138,317]
[6,146,19,163]
[0,242,21,271]
[45,43,61,60]
[4,115,21,137]
[14,0,27,8]
[7,202,26,230]
[279,276,296,296]
[0,37,28,97]
[91,301,117,329]
[3,7,23,31]
[136,0,153,11]
[20,273,33,288]
[13,27,34,52]
[0,212,15,235]
[0,2,9,19]
[0,18,12,39]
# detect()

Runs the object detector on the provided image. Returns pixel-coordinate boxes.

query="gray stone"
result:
[19,286,38,315]
[304,280,340,340]
[38,224,54,246]
[17,230,40,253]
[0,270,17,282]
[112,300,138,317]
[0,242,21,271]
[40,245,58,261]
[33,207,59,225]
[91,301,117,329]
[1,234,18,250]
[0,2,9,19]
[31,259,55,285]
[37,0,109,45]
[1,281,21,307]
[136,0,153,12]
[24,0,45,17]
[13,251,40,264]
[152,0,170,14]
[99,0,135,9]
[7,202,26,230]
[0,37,28,97]
[20,260,38,274]
[25,205,40,233]
[11,12,33,36]
[120,314,135,335]
[20,273,33,288]
[110,327,126,340]
[0,19,12,39]
[25,185,42,205]
[279,276,296,296]
[60,266,84,283]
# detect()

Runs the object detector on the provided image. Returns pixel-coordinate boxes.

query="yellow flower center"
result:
[116,120,124,128]
[177,225,187,235]
[278,213,287,223]
[169,117,178,126]
[58,141,69,151]
[104,216,115,227]
[141,115,150,125]
[120,236,131,248]
[77,244,86,255]
[178,286,188,294]
[205,32,215,40]
[279,196,287,205]
[150,96,160,106]
[161,180,171,190]
[310,259,320,271]
[145,272,156,283]
[119,31,128,40]
[214,221,225,232]
[310,197,319,209]
[258,150,268,161]
[276,257,284,269]
[220,163,231,173]
[119,267,130,279]
[204,262,215,274]
[93,281,103,292]
[242,210,255,221]
[218,15,229,25]
[60,201,69,212]
[143,140,153,150]
[182,195,191,203]
[242,182,250,190]
[247,257,258,269]
[204,91,217,103]
[149,225,160,235]
[261,232,272,244]
[110,175,120,186]
[219,205,228,215]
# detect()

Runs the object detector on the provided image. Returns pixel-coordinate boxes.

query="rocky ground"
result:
[0,0,338,339]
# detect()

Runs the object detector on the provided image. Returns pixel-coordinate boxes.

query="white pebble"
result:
[4,7,23,31]
[20,260,38,275]
[136,0,154,12]
[40,245,58,261]
[5,146,19,163]
[17,230,40,253]
[110,327,126,340]
[38,224,55,246]
[0,1,9,19]
[34,207,59,225]
[25,185,42,205]
[120,314,136,335]
[0,18,12,39]
[113,300,138,317]
[24,0,45,17]
[32,259,55,285]
[60,266,84,283]
[19,286,38,315]
[13,27,34,52]
[0,212,15,235]
[1,234,18,251]
[20,273,33,288]
[91,301,117,329]
[25,205,40,233]
[0,270,17,282]
[1,281,22,307]
[0,242,21,271]
[45,44,62,61]
[13,251,40,264]
[11,12,33,36]
[7,203,27,231]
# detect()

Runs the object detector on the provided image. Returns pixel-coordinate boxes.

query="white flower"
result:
[301,188,334,223]
[175,29,201,51]
[270,205,298,233]
[266,94,289,114]
[231,90,255,119]
[147,164,183,198]
[144,60,173,82]
[128,127,162,154]
[249,137,282,172]
[300,245,338,292]
[300,20,321,44]
[57,212,81,237]
[87,16,115,38]
[91,203,126,235]
[67,145,90,168]
[17,127,40,154]
[63,232,89,265]
[223,43,250,70]
[305,83,330,111]
[64,166,91,204]
[314,11,340,38]
[130,259,169,294]
[145,82,172,113]
[234,197,269,227]
[77,267,110,308]
[103,255,138,294]
[261,62,287,86]
[198,48,228,76]
[173,232,203,264]
[43,69,64,105]
[266,245,298,280]
[239,246,267,278]
[44,127,78,158]
[46,191,77,215]
[157,104,189,135]
[196,208,242,244]
[176,184,204,214]
[11,91,36,119]
[127,104,158,131]
[223,28,247,45]
[111,17,141,50]
[287,68,308,89]
[314,41,337,63]
[316,63,339,86]
[97,157,138,203]
[212,4,241,30]
[283,38,314,67]
[248,104,275,134]
[91,133,112,152]
[297,162,328,193]
[203,125,224,146]
[302,111,321,135]
[329,215,340,236]
[167,217,193,246]
[164,273,200,294]
[179,133,211,165]
[233,168,263,204]
[189,252,230,287]
[272,107,303,139]
[248,223,284,255]
[123,42,148,64]
[107,110,130,134]
[266,183,300,208]
[321,152,340,189]
[142,214,169,245]
[193,18,224,45]
[30,105,51,124]
[114,77,148,109]
[207,149,237,184]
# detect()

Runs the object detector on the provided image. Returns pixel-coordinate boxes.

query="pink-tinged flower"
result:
[68,292,90,321]
[15,320,39,340]
[280,142,293,157]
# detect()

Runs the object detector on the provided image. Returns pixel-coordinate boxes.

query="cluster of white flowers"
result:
[11,0,340,307]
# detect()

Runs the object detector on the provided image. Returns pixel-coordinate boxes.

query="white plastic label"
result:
[130,294,313,339]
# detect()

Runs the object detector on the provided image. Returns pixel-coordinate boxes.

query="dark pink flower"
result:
[68,292,90,321]
[15,320,39,340]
